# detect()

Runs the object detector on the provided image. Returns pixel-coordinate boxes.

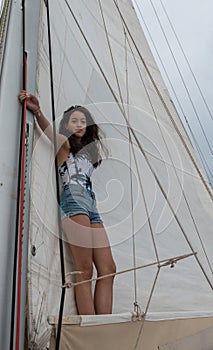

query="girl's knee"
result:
[76,262,93,280]
[98,260,116,277]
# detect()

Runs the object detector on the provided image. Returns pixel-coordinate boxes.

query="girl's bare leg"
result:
[62,215,95,315]
[92,223,116,314]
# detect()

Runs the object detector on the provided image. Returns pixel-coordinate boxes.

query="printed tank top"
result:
[58,152,94,190]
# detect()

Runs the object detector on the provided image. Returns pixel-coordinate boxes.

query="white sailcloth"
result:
[21,0,213,348]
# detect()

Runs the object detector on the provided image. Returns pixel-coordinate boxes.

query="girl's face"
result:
[67,111,87,139]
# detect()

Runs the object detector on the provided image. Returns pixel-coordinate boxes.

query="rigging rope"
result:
[159,0,213,123]
[62,252,193,350]
[123,27,161,316]
[62,252,196,289]
[97,0,140,314]
[124,37,163,317]
[134,267,160,350]
[133,0,213,184]
[182,113,212,182]
[43,1,66,349]
[148,0,213,155]
[125,35,139,315]
[124,26,140,314]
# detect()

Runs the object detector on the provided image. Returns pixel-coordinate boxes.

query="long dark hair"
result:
[59,105,107,168]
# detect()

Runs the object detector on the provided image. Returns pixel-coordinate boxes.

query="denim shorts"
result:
[60,184,103,223]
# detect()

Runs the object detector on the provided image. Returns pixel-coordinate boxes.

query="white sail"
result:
[0,0,212,349]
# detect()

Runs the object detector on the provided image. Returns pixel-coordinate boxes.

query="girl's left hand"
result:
[18,90,40,113]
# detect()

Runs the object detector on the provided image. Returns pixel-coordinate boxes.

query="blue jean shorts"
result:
[60,184,103,223]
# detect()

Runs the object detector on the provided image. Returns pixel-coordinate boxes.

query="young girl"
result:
[19,90,116,315]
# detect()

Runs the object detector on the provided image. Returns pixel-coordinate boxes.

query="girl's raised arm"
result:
[18,90,69,152]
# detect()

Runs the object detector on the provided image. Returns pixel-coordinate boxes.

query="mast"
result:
[0,1,40,349]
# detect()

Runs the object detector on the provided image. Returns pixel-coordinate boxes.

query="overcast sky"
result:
[1,0,212,184]
[133,0,213,185]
